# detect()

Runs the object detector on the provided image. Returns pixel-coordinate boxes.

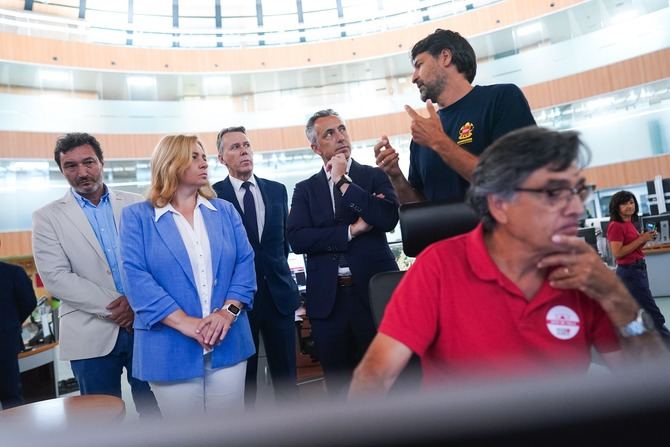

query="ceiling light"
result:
[38,70,71,83]
[515,22,543,37]
[126,76,156,88]
[204,76,231,91]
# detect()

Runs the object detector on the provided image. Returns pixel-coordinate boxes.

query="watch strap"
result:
[335,175,352,189]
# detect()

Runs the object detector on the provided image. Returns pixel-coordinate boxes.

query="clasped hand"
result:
[181,311,235,351]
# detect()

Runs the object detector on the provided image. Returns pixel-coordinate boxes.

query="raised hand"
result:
[373,135,401,178]
[404,99,444,149]
[326,153,348,183]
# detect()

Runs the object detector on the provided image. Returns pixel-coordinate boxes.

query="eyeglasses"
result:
[514,184,595,208]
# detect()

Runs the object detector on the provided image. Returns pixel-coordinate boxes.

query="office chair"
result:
[368,202,480,392]
[399,200,480,258]
[369,201,480,326]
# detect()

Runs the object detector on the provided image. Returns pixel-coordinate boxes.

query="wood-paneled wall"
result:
[0,0,583,73]
[2,153,668,259]
[1,46,668,158]
[523,48,670,109]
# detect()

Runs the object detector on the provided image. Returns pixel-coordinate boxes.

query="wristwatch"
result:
[618,308,655,338]
[335,174,352,190]
[223,303,241,321]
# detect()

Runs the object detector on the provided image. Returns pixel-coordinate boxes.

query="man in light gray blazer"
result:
[32,133,158,417]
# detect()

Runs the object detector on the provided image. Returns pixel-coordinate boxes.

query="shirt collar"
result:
[154,194,217,222]
[71,185,109,208]
[229,174,257,192]
[322,158,353,181]
[465,223,504,282]
[465,223,552,300]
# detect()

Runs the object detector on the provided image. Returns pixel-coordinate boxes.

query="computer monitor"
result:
[577,227,598,253]
[646,178,670,215]
[641,214,670,245]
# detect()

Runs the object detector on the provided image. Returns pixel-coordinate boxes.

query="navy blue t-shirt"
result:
[408,84,535,203]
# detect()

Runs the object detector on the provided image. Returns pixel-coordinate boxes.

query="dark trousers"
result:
[245,280,298,408]
[70,329,160,418]
[310,285,376,399]
[617,261,670,342]
[0,332,23,409]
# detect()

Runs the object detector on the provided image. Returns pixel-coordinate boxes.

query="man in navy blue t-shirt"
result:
[375,29,536,204]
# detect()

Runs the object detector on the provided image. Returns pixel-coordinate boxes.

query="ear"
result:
[311,143,322,156]
[486,194,510,226]
[440,49,452,67]
[217,153,226,166]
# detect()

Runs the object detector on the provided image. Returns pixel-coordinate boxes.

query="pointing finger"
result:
[426,99,439,119]
[404,104,419,119]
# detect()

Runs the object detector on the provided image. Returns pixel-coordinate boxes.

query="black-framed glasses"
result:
[514,184,595,208]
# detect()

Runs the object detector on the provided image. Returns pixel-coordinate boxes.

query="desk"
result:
[0,395,125,428]
[643,244,670,297]
[18,342,58,402]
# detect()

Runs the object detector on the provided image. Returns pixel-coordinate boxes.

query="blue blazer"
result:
[119,198,256,382]
[213,176,299,316]
[287,159,399,319]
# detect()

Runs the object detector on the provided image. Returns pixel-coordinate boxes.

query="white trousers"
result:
[150,357,246,418]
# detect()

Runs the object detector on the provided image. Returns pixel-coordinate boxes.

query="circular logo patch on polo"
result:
[546,305,580,340]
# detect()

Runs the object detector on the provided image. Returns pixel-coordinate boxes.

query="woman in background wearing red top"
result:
[607,190,670,342]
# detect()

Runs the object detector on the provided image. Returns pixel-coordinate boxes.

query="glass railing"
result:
[0,0,501,48]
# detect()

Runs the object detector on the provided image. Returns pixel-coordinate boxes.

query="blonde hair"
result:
[148,134,216,207]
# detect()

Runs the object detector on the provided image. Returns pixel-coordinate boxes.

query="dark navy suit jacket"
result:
[213,176,300,316]
[287,159,399,319]
[0,261,37,407]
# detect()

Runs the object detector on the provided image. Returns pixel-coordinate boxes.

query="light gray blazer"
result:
[32,188,142,361]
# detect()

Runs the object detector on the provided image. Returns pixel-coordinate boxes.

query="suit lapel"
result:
[316,169,335,221]
[109,190,126,232]
[255,175,270,245]
[201,204,223,281]
[220,177,244,216]
[59,191,107,264]
[154,211,198,291]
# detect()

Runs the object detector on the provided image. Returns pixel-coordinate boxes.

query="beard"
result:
[419,75,446,103]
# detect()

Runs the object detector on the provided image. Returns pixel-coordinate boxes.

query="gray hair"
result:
[305,109,341,145]
[216,126,246,153]
[467,126,591,231]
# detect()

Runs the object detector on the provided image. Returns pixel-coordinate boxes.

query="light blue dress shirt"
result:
[71,187,124,294]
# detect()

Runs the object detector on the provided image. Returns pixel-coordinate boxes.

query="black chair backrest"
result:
[368,271,405,328]
[399,201,479,258]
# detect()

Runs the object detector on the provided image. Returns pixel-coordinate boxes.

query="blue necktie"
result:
[242,181,259,244]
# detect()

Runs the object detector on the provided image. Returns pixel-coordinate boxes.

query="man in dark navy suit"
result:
[287,110,399,398]
[0,249,37,409]
[213,126,300,407]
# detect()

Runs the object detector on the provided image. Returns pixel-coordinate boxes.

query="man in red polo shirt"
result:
[350,127,668,395]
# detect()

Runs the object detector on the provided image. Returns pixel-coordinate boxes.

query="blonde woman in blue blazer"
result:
[119,134,256,416]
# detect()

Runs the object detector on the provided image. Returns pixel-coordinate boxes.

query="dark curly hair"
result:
[608,190,639,222]
[54,133,103,170]
[411,29,477,83]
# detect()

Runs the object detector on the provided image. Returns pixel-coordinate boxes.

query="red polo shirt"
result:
[606,220,644,265]
[380,224,620,385]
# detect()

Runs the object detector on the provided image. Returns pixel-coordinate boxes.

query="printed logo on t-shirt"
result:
[545,305,580,340]
[457,122,474,145]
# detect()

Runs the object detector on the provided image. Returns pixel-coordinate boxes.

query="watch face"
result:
[227,304,240,315]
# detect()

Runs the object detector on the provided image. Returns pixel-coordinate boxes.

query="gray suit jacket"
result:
[32,188,142,361]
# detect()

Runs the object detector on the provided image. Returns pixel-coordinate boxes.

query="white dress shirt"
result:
[323,158,353,276]
[155,195,216,321]
[228,175,265,240]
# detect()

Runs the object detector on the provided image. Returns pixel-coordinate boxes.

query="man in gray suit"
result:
[32,133,158,417]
